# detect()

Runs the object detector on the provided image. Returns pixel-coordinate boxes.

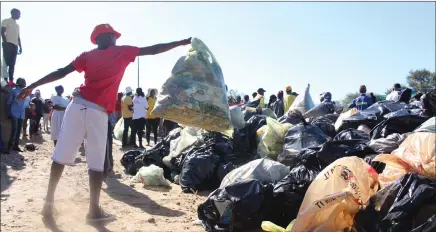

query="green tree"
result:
[406,69,436,92]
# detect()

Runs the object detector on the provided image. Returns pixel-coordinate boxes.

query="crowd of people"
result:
[228,82,423,119]
[0,7,430,225]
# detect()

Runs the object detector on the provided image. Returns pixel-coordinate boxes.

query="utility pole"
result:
[137,57,140,88]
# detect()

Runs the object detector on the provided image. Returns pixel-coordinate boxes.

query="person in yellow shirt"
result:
[284,86,296,113]
[121,87,134,147]
[254,88,266,108]
[146,88,160,146]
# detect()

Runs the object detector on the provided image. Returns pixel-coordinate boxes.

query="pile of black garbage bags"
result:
[120,89,436,232]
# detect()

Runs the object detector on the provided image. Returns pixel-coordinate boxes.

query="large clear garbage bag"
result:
[151,38,231,133]
[286,84,315,115]
[134,165,170,187]
[229,105,246,129]
[257,118,292,160]
[114,118,130,141]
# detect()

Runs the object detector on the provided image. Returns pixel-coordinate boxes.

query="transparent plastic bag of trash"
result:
[114,118,131,141]
[151,37,231,134]
[334,108,359,132]
[134,165,170,187]
[257,118,292,160]
[286,84,315,115]
[230,105,246,129]
[289,156,379,232]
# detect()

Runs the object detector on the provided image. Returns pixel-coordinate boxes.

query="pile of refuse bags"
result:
[119,52,436,232]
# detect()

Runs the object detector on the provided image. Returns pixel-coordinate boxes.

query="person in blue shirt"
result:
[349,85,373,111]
[7,77,28,152]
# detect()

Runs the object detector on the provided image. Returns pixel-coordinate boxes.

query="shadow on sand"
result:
[103,178,184,217]
[1,152,26,193]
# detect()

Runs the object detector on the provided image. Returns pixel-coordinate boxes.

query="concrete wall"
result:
[1,86,12,146]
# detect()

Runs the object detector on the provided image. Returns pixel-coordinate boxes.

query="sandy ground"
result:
[1,132,207,232]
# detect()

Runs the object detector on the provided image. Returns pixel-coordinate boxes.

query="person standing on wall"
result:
[1,8,22,86]
[17,23,191,222]
[131,88,148,149]
[121,87,134,147]
[50,86,69,146]
[146,88,160,146]
[30,90,44,135]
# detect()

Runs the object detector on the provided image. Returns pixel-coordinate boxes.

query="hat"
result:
[323,92,332,101]
[257,88,266,93]
[90,24,121,45]
[125,86,133,93]
[285,86,292,92]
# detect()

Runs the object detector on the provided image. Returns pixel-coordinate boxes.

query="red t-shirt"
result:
[115,98,122,112]
[72,45,140,114]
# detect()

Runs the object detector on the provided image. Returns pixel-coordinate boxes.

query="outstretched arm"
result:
[138,38,191,56]
[18,64,76,99]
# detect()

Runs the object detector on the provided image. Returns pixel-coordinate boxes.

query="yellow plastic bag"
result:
[334,108,359,131]
[290,156,379,232]
[374,132,436,188]
[261,221,294,232]
[151,38,231,133]
[257,118,292,159]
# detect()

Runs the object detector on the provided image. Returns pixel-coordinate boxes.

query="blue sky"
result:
[1,2,435,102]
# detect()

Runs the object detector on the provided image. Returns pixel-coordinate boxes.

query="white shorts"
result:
[52,102,108,172]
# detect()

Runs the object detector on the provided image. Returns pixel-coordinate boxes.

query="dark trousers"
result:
[30,114,42,134]
[2,42,18,82]
[23,108,29,134]
[131,118,146,146]
[122,117,134,146]
[104,120,113,175]
[146,118,160,144]
[9,117,23,148]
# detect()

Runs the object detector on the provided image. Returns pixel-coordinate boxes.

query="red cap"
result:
[90,24,121,44]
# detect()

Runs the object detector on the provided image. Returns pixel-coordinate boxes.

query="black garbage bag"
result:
[334,128,370,141]
[414,117,436,133]
[217,162,236,182]
[271,156,326,227]
[351,173,436,232]
[368,133,410,154]
[246,115,267,151]
[311,116,336,138]
[279,109,306,125]
[198,179,274,232]
[303,101,335,119]
[370,109,429,140]
[278,123,329,167]
[316,139,375,165]
[179,148,221,193]
[120,150,143,175]
[341,101,407,130]
[363,154,386,174]
[179,132,232,192]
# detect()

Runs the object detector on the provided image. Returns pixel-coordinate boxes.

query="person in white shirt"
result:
[386,83,402,102]
[1,8,22,85]
[131,88,148,149]
[50,86,70,145]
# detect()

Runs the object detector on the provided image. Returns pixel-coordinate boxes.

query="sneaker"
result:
[7,80,15,87]
[86,207,116,224]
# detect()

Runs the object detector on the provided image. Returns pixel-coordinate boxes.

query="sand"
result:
[1,133,207,232]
